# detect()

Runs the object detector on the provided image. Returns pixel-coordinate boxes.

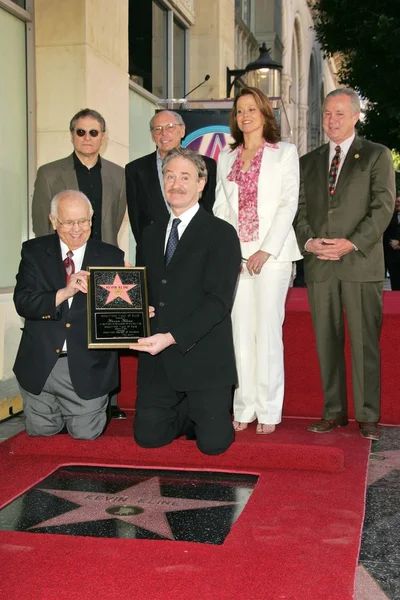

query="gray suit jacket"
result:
[295,137,395,283]
[32,153,126,247]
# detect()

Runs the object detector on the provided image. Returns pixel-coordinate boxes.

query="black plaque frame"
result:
[87,266,150,349]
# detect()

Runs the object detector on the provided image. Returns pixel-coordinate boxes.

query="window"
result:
[173,19,186,99]
[152,1,168,98]
[235,0,251,27]
[0,6,28,287]
[129,0,188,99]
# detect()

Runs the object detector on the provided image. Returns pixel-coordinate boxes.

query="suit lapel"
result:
[101,159,113,223]
[69,240,99,316]
[316,144,330,199]
[45,234,66,290]
[142,153,169,220]
[166,209,205,270]
[60,154,79,190]
[45,234,69,316]
[334,137,363,198]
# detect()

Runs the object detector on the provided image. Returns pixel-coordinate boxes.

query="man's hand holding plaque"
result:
[87,266,151,349]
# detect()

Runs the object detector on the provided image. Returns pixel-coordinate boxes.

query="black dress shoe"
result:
[307,418,349,433]
[359,422,380,440]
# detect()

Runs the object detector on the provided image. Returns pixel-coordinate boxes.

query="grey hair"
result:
[50,190,94,219]
[162,147,208,183]
[69,108,106,133]
[150,110,185,130]
[323,88,361,115]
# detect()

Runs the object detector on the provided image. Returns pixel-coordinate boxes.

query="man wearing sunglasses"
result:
[32,108,126,248]
[125,110,217,265]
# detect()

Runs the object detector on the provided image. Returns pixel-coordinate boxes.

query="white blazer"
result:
[214,142,302,262]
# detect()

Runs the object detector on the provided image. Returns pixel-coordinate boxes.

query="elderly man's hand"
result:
[56,270,90,306]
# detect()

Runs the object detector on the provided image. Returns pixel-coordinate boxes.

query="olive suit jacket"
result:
[295,136,395,283]
[294,136,395,421]
[32,153,126,247]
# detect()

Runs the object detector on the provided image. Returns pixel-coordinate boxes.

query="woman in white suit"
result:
[214,87,301,434]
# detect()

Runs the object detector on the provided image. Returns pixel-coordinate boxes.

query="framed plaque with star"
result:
[87,267,150,348]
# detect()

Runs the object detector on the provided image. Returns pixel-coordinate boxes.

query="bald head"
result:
[49,190,93,251]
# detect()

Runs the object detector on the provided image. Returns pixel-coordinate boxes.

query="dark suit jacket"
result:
[383,211,400,267]
[13,235,125,399]
[138,207,241,391]
[295,137,395,283]
[125,151,217,264]
[32,153,127,247]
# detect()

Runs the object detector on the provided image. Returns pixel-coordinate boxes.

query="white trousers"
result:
[232,259,292,425]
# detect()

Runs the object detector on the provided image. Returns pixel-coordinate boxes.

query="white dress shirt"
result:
[60,240,86,350]
[164,202,200,251]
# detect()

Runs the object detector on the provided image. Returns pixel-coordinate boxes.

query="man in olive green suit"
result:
[294,88,395,440]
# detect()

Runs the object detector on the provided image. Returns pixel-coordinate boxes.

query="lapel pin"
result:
[354,153,360,159]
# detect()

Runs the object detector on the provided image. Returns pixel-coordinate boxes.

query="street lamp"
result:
[226,42,282,98]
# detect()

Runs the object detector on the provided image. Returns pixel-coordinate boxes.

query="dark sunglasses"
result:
[75,129,101,138]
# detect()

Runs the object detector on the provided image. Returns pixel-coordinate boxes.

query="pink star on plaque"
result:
[99,273,136,305]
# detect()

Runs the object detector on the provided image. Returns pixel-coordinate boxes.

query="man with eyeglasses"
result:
[125,110,217,264]
[14,190,125,440]
[32,108,126,247]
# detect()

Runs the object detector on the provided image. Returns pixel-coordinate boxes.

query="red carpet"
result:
[0,417,370,600]
[118,289,400,425]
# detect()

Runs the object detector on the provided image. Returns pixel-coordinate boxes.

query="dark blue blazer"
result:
[13,234,124,399]
[137,207,241,391]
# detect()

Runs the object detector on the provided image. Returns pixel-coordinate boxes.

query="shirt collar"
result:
[156,149,163,165]
[73,152,102,171]
[59,239,87,261]
[329,133,355,156]
[156,146,183,164]
[169,202,199,226]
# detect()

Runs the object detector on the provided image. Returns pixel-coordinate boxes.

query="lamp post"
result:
[226,42,282,99]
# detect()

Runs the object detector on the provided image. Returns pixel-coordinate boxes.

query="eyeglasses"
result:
[151,123,180,135]
[75,129,101,138]
[57,218,91,230]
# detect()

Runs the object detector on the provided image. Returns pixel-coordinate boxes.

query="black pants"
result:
[134,358,234,455]
[388,263,400,291]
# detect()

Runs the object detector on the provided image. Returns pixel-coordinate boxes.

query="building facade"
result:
[0,0,336,416]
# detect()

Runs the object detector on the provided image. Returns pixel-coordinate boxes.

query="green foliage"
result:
[392,151,400,172]
[310,0,400,150]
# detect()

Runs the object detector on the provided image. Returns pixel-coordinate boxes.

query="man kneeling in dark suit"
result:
[132,147,241,455]
[13,190,124,439]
